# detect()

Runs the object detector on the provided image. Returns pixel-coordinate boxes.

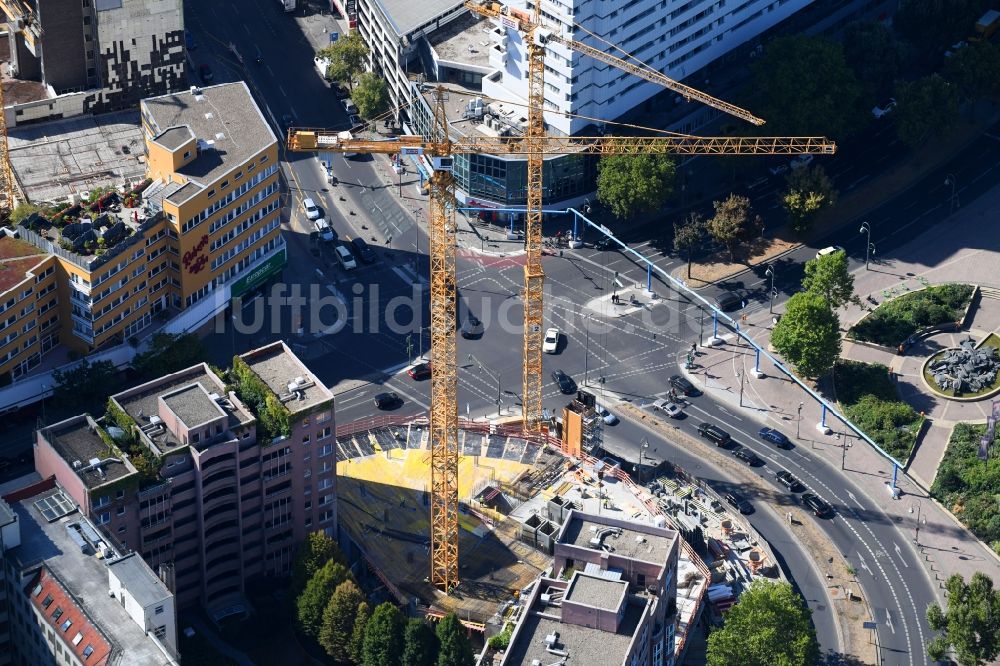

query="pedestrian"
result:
[691,342,697,354]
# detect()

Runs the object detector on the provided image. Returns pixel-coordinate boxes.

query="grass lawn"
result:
[848,283,974,347]
[932,423,1000,555]
[834,360,923,463]
[923,333,1000,398]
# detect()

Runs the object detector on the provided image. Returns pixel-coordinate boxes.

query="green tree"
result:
[296,560,351,639]
[842,21,906,95]
[944,41,1000,102]
[782,165,837,233]
[402,619,440,666]
[894,74,961,148]
[802,248,858,309]
[706,580,819,666]
[927,572,1000,665]
[350,602,371,664]
[10,202,41,225]
[706,194,757,262]
[596,154,675,220]
[52,359,120,410]
[292,532,345,595]
[319,579,365,662]
[353,72,389,120]
[749,35,863,138]
[894,0,986,53]
[362,602,405,666]
[436,613,474,666]
[130,332,205,381]
[673,212,704,279]
[771,292,842,379]
[317,33,369,90]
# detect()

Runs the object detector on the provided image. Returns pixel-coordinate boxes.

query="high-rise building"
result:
[32,342,335,616]
[1,0,187,125]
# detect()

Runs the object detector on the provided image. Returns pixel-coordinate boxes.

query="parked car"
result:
[461,315,484,339]
[725,492,754,515]
[350,237,378,263]
[871,98,897,119]
[768,163,789,177]
[815,245,845,259]
[669,375,697,396]
[714,291,742,312]
[185,30,197,50]
[408,362,431,380]
[349,114,362,127]
[313,219,335,242]
[302,197,321,220]
[697,422,731,446]
[198,63,214,83]
[595,404,618,425]
[802,492,833,517]
[775,470,804,492]
[373,392,401,409]
[758,427,792,449]
[651,399,683,418]
[343,99,358,115]
[551,369,577,395]
[790,154,814,170]
[731,445,762,466]
[334,244,357,270]
[543,327,560,354]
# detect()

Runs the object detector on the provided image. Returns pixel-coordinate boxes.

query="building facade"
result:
[32,342,336,616]
[2,0,187,126]
[0,236,60,384]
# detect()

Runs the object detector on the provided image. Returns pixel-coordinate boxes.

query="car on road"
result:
[801,492,833,517]
[697,422,731,446]
[595,404,618,425]
[349,114,362,127]
[871,98,897,119]
[768,163,789,177]
[332,83,349,98]
[551,369,577,394]
[758,427,792,449]
[775,470,804,492]
[714,290,742,312]
[594,236,616,250]
[815,245,845,259]
[185,30,197,50]
[343,99,358,115]
[460,315,484,339]
[408,362,432,380]
[334,244,357,270]
[373,392,401,409]
[313,219,335,242]
[669,375,696,396]
[198,63,214,83]
[302,197,321,220]
[725,492,754,515]
[542,327,560,354]
[743,175,769,191]
[731,445,762,466]
[651,399,683,418]
[350,237,378,263]
[790,154,814,170]
[280,113,296,133]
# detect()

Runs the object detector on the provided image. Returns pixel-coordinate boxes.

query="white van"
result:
[335,244,357,270]
[313,218,334,242]
[302,197,320,220]
[342,99,357,115]
[314,56,332,81]
[815,246,844,259]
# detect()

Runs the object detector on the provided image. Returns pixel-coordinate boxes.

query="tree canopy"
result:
[291,532,344,595]
[317,33,369,90]
[706,580,819,666]
[296,560,350,639]
[435,613,475,666]
[319,579,365,662]
[943,41,1000,102]
[402,619,440,666]
[927,572,1000,665]
[53,359,119,410]
[771,292,842,378]
[706,194,758,262]
[782,165,837,233]
[894,74,960,148]
[894,0,987,53]
[749,35,863,138]
[802,248,857,309]
[596,154,676,220]
[673,212,705,279]
[350,601,371,664]
[842,21,906,96]
[131,332,205,381]
[362,602,405,666]
[354,72,389,120]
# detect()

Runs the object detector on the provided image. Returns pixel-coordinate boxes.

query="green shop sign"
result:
[231,248,286,298]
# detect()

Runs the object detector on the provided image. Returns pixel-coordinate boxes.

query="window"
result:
[301,435,310,444]
[154,605,164,615]
[115,489,125,500]
[51,607,63,621]
[154,624,167,638]
[72,632,83,646]
[61,618,72,632]
[116,506,125,516]
[32,583,42,597]
[183,150,191,159]
[83,644,94,658]
[41,594,53,609]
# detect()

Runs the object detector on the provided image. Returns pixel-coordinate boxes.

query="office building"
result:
[502,510,680,666]
[0,482,178,665]
[32,342,335,616]
[1,0,186,126]
[0,235,60,384]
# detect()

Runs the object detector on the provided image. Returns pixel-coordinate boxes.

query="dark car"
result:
[198,63,214,83]
[350,237,378,263]
[669,375,696,396]
[725,492,754,515]
[594,236,616,250]
[714,291,742,312]
[460,315,484,339]
[731,445,761,466]
[802,493,833,518]
[407,362,431,380]
[697,422,731,447]
[551,369,577,394]
[373,392,401,409]
[758,427,792,449]
[185,30,197,50]
[775,470,804,492]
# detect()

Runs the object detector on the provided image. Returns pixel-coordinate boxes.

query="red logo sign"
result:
[183,234,210,274]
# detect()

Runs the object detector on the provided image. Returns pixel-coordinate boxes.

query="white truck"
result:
[277,0,296,12]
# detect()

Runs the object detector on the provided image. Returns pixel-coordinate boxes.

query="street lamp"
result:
[765,264,776,313]
[859,221,872,270]
[842,436,852,470]
[944,173,958,212]
[796,401,804,438]
[910,501,927,545]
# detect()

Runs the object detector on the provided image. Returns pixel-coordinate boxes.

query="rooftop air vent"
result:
[88,457,100,467]
[72,460,82,469]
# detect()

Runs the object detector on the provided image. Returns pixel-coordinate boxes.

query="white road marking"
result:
[894,543,909,568]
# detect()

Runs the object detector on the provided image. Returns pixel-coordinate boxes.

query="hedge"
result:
[229,356,291,443]
[932,423,1000,553]
[847,283,974,347]
[834,360,923,462]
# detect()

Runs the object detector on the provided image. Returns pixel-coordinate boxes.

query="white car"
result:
[542,327,560,354]
[651,399,683,418]
[871,98,897,119]
[302,197,321,220]
[815,245,844,259]
[595,404,618,425]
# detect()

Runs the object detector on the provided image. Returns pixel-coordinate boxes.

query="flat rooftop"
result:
[240,342,333,415]
[161,383,227,429]
[371,0,466,37]
[560,516,677,566]
[7,110,146,204]
[40,416,137,490]
[12,489,174,665]
[428,12,493,68]
[0,235,46,292]
[565,572,627,612]
[505,586,647,666]
[107,553,172,608]
[141,82,275,205]
[113,364,254,455]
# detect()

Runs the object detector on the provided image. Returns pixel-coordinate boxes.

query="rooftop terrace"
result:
[39,416,137,490]
[428,11,493,69]
[240,342,333,415]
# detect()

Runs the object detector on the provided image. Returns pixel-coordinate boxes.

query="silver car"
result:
[651,399,683,418]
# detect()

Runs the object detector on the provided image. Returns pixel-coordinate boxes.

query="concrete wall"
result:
[37,0,88,93]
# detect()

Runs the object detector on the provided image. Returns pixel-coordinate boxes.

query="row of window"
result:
[182,161,276,233]
[210,189,279,252]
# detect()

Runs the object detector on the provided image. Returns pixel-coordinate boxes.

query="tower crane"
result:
[289,0,837,602]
